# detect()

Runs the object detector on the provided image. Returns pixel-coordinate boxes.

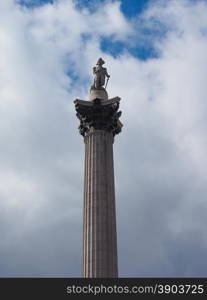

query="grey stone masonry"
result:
[74,97,122,277]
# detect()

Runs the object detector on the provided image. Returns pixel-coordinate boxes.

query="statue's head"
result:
[96,58,105,66]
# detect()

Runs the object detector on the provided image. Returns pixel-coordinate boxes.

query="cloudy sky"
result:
[1,0,207,277]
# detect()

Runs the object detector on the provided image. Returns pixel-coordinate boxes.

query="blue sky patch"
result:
[18,0,150,16]
[120,0,150,18]
[18,0,160,60]
[75,0,151,18]
[18,0,54,8]
[100,37,158,60]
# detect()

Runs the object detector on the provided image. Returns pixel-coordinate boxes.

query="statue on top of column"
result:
[92,58,110,90]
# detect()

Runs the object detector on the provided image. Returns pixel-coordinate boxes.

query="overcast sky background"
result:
[1,0,207,277]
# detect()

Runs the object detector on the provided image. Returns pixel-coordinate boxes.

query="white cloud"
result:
[0,0,207,276]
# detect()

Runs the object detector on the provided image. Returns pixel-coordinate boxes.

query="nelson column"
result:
[74,58,123,277]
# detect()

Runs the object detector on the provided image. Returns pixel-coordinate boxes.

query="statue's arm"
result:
[105,68,110,78]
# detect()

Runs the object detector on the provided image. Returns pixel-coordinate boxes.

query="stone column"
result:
[74,97,122,278]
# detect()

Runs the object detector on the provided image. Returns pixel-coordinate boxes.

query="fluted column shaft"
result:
[74,97,122,278]
[83,128,118,278]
